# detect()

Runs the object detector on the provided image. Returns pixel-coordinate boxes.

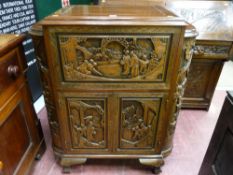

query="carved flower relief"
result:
[58,36,169,80]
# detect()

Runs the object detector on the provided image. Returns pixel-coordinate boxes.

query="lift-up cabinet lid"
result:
[40,5,188,27]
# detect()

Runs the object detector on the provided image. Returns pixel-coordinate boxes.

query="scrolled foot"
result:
[35,153,42,160]
[152,167,162,174]
[139,156,164,174]
[139,156,164,167]
[62,166,71,174]
[35,140,46,161]
[59,157,87,173]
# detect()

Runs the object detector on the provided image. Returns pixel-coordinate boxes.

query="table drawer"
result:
[0,49,22,95]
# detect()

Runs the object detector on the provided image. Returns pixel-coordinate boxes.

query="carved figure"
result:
[148,57,158,71]
[77,59,102,76]
[132,119,149,140]
[120,100,159,149]
[74,124,86,138]
[69,100,105,148]
[122,105,136,126]
[86,120,96,141]
[139,55,149,74]
[120,50,131,75]
[130,51,140,77]
[76,45,93,60]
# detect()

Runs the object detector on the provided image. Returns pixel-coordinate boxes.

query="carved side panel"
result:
[67,98,107,149]
[57,35,171,82]
[163,37,196,155]
[119,98,161,149]
[31,35,62,148]
[184,61,216,98]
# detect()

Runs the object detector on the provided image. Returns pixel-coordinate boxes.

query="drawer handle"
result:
[0,161,3,171]
[7,65,19,78]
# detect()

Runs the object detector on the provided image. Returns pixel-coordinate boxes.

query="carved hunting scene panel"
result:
[58,35,171,82]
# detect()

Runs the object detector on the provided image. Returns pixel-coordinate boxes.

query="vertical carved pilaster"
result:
[162,36,196,156]
[30,26,62,149]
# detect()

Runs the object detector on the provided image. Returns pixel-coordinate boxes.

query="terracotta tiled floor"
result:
[30,90,226,175]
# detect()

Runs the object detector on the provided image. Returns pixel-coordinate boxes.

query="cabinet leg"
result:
[35,140,46,160]
[62,166,71,174]
[139,156,164,174]
[152,167,162,174]
[35,153,42,160]
[59,157,87,173]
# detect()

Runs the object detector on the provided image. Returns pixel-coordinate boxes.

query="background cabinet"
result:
[100,0,233,110]
[166,1,233,110]
[199,91,233,175]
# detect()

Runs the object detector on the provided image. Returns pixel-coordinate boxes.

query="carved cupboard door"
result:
[114,93,167,154]
[58,92,112,154]
[119,98,160,148]
[58,92,167,154]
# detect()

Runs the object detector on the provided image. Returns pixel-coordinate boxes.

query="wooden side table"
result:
[0,34,46,175]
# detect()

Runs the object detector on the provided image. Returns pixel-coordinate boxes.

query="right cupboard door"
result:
[114,93,168,155]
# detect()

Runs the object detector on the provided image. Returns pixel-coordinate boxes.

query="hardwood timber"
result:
[198,91,233,175]
[0,34,46,175]
[30,5,197,173]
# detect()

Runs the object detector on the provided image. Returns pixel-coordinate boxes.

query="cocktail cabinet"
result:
[30,5,196,173]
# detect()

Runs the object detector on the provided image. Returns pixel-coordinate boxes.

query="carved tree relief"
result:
[68,99,106,149]
[120,99,160,149]
[58,35,170,81]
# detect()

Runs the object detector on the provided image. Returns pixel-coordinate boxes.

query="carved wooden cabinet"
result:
[167,1,233,110]
[0,35,45,175]
[30,5,196,173]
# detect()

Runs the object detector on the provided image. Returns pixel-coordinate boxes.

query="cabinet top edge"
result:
[39,5,188,27]
[0,34,25,56]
